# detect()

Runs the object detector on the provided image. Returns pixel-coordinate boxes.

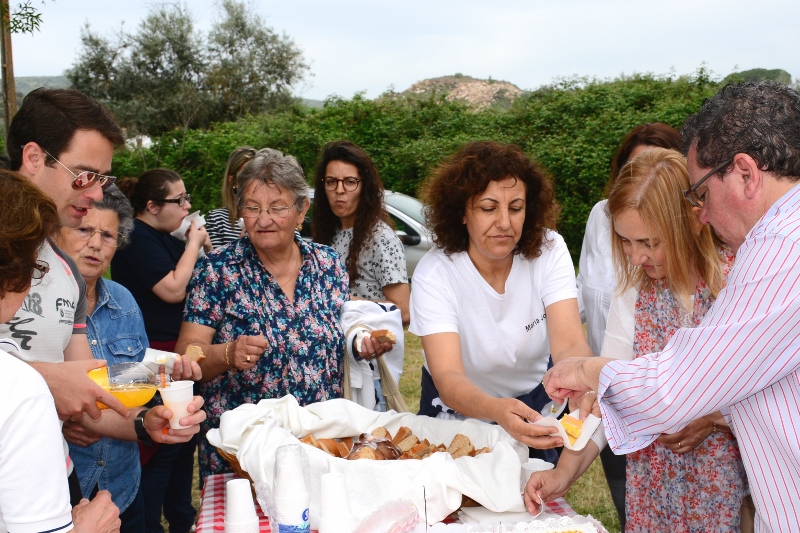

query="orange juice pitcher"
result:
[88,363,161,409]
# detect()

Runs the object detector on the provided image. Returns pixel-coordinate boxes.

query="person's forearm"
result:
[157,245,202,303]
[559,441,601,486]
[435,371,505,422]
[79,408,145,441]
[581,357,611,392]
[177,341,230,384]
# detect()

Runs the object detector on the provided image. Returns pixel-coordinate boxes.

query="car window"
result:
[389,213,418,237]
[384,194,426,225]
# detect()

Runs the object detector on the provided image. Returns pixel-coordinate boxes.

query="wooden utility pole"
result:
[0,0,17,140]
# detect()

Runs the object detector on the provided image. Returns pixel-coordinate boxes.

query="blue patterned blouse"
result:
[184,234,349,479]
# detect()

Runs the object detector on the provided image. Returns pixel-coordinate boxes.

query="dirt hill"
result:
[402,74,523,110]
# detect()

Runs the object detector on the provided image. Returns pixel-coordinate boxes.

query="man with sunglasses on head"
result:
[540,81,800,532]
[0,88,206,518]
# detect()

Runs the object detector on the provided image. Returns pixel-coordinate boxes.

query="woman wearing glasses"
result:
[525,149,745,531]
[175,148,391,481]
[311,141,410,324]
[113,169,210,533]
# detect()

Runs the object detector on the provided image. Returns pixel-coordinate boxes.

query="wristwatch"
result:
[134,408,153,446]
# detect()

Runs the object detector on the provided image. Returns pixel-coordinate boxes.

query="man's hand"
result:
[63,420,101,447]
[543,357,610,403]
[144,396,206,443]
[569,391,600,421]
[72,491,120,533]
[492,398,563,449]
[32,360,128,421]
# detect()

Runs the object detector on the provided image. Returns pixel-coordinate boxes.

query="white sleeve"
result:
[599,287,637,361]
[408,252,459,337]
[539,232,579,308]
[0,387,73,533]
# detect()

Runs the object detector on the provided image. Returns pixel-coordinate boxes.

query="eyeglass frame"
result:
[72,225,125,248]
[32,259,50,280]
[683,157,734,208]
[41,148,117,191]
[323,177,361,192]
[239,202,299,219]
[159,194,192,207]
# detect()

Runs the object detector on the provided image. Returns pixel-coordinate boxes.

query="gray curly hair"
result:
[95,184,135,248]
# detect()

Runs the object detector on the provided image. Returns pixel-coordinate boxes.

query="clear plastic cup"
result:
[520,458,555,491]
[319,472,352,523]
[158,380,194,429]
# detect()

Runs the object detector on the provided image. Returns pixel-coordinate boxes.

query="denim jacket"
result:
[69,278,149,513]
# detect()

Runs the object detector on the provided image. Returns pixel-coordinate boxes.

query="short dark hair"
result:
[312,140,391,286]
[681,82,800,181]
[609,123,681,190]
[0,170,60,298]
[117,169,182,214]
[420,141,559,259]
[7,88,124,171]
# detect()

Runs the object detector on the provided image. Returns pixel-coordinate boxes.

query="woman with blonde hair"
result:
[525,148,746,531]
[206,146,257,248]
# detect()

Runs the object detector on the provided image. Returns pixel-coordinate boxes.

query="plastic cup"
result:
[226,479,258,525]
[158,380,194,429]
[520,459,555,492]
[319,472,352,522]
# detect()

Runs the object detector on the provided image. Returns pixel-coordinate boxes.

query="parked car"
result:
[302,189,432,278]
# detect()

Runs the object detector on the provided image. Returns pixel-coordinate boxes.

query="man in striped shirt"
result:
[543,81,800,532]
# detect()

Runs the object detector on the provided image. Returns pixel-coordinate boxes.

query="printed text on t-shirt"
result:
[525,313,546,332]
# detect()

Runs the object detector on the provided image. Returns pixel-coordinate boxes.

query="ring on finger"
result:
[678,441,682,448]
[246,355,251,362]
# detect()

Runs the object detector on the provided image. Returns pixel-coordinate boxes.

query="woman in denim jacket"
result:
[56,185,148,533]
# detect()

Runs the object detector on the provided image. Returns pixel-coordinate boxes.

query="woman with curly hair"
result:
[409,141,592,460]
[311,140,409,324]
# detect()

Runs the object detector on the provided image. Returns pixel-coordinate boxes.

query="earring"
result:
[296,222,303,232]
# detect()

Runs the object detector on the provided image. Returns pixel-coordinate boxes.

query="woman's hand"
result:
[657,414,715,453]
[230,335,268,370]
[186,221,210,251]
[170,354,202,381]
[524,468,572,515]
[492,398,563,449]
[357,336,394,361]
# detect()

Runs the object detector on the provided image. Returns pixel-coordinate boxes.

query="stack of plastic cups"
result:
[225,479,259,533]
[318,472,354,533]
[273,444,311,533]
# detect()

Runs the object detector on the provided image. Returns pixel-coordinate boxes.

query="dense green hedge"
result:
[112,70,721,261]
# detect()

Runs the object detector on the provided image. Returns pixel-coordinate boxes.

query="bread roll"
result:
[370,329,397,344]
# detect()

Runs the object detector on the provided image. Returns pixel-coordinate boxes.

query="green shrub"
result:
[111,70,721,262]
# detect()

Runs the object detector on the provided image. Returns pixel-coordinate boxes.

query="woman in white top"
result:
[576,122,680,527]
[312,140,410,324]
[409,141,592,460]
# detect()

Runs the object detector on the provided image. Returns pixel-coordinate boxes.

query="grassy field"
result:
[182,329,621,532]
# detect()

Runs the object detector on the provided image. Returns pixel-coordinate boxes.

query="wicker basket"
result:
[217,447,258,501]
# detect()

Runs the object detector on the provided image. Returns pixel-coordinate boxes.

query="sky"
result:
[12,0,800,101]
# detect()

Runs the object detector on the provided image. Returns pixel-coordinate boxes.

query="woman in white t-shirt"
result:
[312,140,410,324]
[409,141,592,459]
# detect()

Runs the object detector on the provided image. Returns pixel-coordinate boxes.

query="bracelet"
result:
[712,422,718,433]
[224,342,233,368]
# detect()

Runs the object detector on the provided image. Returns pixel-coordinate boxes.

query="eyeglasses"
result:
[683,158,734,208]
[323,177,361,192]
[42,149,117,190]
[240,204,296,219]
[32,260,50,280]
[161,194,191,207]
[72,225,124,248]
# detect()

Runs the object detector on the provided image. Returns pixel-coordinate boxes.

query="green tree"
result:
[205,0,309,122]
[66,1,308,136]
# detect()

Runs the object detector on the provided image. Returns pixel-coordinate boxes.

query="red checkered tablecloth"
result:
[196,473,578,533]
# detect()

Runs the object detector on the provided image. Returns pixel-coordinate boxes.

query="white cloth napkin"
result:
[531,409,601,451]
[206,396,529,527]
[170,211,206,239]
[339,300,405,411]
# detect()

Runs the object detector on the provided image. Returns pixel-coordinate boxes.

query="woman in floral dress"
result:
[175,148,393,482]
[525,148,746,531]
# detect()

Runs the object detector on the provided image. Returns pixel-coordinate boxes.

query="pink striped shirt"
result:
[598,183,800,532]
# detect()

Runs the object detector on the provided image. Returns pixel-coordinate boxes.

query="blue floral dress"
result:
[184,235,349,480]
[626,249,746,532]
